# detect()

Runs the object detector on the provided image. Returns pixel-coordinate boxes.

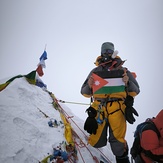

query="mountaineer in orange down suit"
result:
[140,110,163,163]
[81,42,140,163]
[131,110,163,163]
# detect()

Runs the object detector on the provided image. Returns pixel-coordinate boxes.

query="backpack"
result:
[130,120,160,162]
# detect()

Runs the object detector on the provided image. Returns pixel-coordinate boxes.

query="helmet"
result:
[101,42,114,54]
[100,42,115,62]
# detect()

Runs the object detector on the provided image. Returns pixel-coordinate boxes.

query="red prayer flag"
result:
[36,65,44,77]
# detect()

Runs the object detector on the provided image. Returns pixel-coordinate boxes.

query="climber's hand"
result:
[124,95,139,124]
[125,106,139,124]
[88,76,94,88]
[122,73,129,85]
[84,107,98,134]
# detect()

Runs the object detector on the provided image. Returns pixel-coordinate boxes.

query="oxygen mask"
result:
[101,49,114,63]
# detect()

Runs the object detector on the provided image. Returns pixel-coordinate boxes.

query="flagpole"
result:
[44,44,47,51]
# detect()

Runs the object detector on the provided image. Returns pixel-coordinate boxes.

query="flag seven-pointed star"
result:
[95,80,100,86]
[92,73,108,93]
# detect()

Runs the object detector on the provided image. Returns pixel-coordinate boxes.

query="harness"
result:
[94,97,124,124]
[91,64,128,124]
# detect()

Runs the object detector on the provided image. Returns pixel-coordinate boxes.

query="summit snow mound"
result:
[0,77,63,162]
[0,77,115,163]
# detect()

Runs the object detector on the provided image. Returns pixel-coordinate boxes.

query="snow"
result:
[0,77,115,163]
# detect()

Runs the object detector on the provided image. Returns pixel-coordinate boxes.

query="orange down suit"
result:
[140,110,163,163]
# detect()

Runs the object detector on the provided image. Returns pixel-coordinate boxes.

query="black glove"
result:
[124,95,139,124]
[84,107,98,134]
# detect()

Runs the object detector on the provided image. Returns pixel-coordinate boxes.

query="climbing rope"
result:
[56,99,112,163]
[47,91,112,163]
[58,99,89,106]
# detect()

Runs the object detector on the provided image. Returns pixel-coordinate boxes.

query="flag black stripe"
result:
[94,69,124,78]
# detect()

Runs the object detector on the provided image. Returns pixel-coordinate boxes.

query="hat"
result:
[101,42,114,53]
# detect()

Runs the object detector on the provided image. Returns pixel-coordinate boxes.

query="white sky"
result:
[0,0,163,147]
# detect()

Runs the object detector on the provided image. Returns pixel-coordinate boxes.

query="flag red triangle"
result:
[92,73,108,93]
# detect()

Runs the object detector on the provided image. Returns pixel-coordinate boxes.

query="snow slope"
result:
[0,77,115,163]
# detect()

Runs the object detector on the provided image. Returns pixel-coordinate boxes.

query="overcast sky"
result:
[0,0,163,145]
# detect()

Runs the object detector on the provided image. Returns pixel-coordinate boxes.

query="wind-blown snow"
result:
[0,77,115,163]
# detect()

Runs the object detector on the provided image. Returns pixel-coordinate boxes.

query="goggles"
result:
[101,49,114,55]
[101,52,112,58]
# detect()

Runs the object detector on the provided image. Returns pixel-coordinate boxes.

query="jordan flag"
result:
[92,70,125,94]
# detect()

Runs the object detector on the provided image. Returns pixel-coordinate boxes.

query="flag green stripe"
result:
[94,86,125,94]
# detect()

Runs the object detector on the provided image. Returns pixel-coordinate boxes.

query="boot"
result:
[116,144,130,163]
[116,156,130,163]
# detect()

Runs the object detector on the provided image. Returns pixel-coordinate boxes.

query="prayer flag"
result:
[36,50,47,76]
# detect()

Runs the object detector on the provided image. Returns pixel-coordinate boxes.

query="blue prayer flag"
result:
[39,51,47,61]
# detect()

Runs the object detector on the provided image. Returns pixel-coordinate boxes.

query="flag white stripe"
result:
[104,78,125,86]
[37,59,46,68]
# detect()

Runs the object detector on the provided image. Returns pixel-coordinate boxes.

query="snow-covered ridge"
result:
[0,78,62,162]
[0,77,114,163]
